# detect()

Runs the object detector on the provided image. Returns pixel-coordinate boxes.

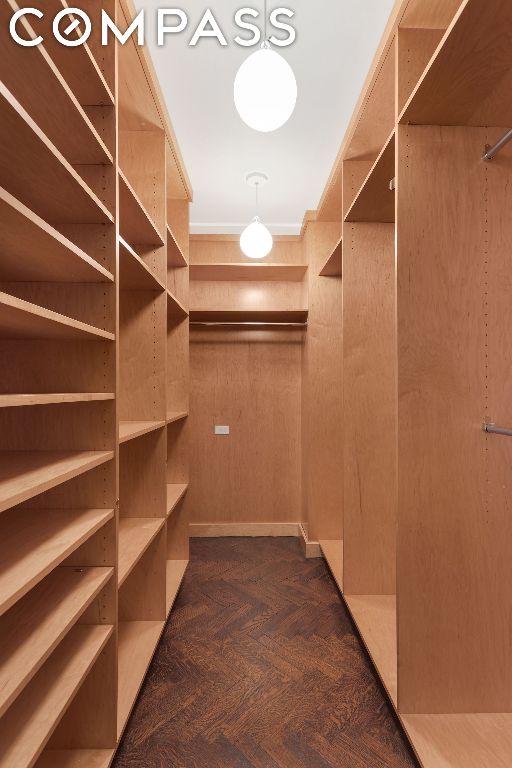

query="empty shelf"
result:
[0,292,115,341]
[345,594,397,706]
[117,620,164,737]
[345,132,395,223]
[0,83,113,225]
[119,171,165,248]
[35,750,114,768]
[167,483,188,517]
[0,393,115,408]
[119,421,166,444]
[319,540,343,593]
[167,289,188,319]
[166,559,188,614]
[319,238,343,276]
[0,507,114,616]
[118,518,165,587]
[0,624,113,768]
[190,310,308,324]
[119,237,165,292]
[0,189,113,283]
[167,225,188,267]
[0,450,114,514]
[0,566,113,717]
[166,412,188,425]
[190,263,308,282]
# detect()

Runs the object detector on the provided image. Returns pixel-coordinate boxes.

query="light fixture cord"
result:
[255,182,259,217]
[264,0,268,44]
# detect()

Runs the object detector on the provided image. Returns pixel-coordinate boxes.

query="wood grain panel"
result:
[343,223,396,596]
[189,238,304,266]
[189,329,303,524]
[397,125,512,713]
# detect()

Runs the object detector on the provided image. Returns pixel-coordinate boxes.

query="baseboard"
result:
[190,522,300,538]
[299,523,323,558]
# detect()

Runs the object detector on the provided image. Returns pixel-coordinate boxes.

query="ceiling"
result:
[135,1,396,234]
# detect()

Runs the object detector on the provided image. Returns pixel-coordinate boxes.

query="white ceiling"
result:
[135,1,395,234]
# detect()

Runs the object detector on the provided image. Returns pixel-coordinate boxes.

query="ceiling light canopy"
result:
[234,42,297,133]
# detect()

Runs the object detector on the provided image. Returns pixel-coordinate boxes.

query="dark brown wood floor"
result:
[113,537,418,768]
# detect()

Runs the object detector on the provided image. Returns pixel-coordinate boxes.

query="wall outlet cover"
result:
[215,425,230,435]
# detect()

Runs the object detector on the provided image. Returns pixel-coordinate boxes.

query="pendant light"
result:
[240,172,273,259]
[234,1,297,133]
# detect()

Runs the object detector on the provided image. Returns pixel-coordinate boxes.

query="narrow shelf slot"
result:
[0,84,113,226]
[166,560,188,614]
[118,518,165,587]
[0,450,114,515]
[35,750,115,768]
[119,421,166,444]
[190,263,308,282]
[0,624,113,768]
[0,394,115,409]
[345,595,397,706]
[167,483,188,517]
[117,621,165,738]
[166,412,188,425]
[0,507,114,616]
[345,132,395,223]
[167,225,188,267]
[319,238,343,277]
[0,189,113,283]
[0,566,113,717]
[0,291,115,342]
[119,237,165,292]
[190,310,308,324]
[167,289,188,320]
[119,170,165,249]
[319,540,343,593]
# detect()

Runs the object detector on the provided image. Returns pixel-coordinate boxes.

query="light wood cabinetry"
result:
[0,0,190,763]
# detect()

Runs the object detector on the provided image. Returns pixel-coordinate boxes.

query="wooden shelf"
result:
[0,394,115,409]
[0,566,113,717]
[0,291,115,342]
[119,170,165,249]
[119,237,165,292]
[319,238,343,277]
[166,560,188,614]
[345,132,395,223]
[0,84,113,226]
[118,518,165,587]
[166,412,188,425]
[399,0,512,127]
[0,189,113,283]
[190,263,308,282]
[0,624,113,768]
[345,595,397,706]
[117,620,164,737]
[0,450,114,514]
[167,483,188,517]
[167,225,188,268]
[119,420,166,444]
[190,310,308,324]
[319,540,343,593]
[35,750,114,768]
[167,289,188,320]
[0,507,114,616]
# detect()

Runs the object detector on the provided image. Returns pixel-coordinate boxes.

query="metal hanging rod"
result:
[482,129,512,161]
[483,423,512,437]
[190,322,307,328]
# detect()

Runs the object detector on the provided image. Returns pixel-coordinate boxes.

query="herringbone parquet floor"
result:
[113,537,418,768]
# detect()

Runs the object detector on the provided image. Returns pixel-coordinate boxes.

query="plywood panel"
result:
[189,329,303,524]
[189,238,304,265]
[190,280,306,314]
[397,27,444,115]
[302,222,343,542]
[343,223,396,596]
[396,125,512,713]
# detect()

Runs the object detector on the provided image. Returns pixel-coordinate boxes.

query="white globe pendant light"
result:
[234,44,297,133]
[240,172,273,259]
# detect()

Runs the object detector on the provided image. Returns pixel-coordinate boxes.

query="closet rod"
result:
[190,322,307,328]
[482,129,512,161]
[483,423,512,437]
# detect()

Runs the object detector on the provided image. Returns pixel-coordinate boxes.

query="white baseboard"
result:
[190,522,300,538]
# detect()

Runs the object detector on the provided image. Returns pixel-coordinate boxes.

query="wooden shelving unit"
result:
[319,237,342,276]
[319,541,343,592]
[345,132,395,223]
[190,263,307,282]
[0,0,191,762]
[190,309,308,324]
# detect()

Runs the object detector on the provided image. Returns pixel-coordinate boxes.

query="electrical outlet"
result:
[214,425,230,435]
